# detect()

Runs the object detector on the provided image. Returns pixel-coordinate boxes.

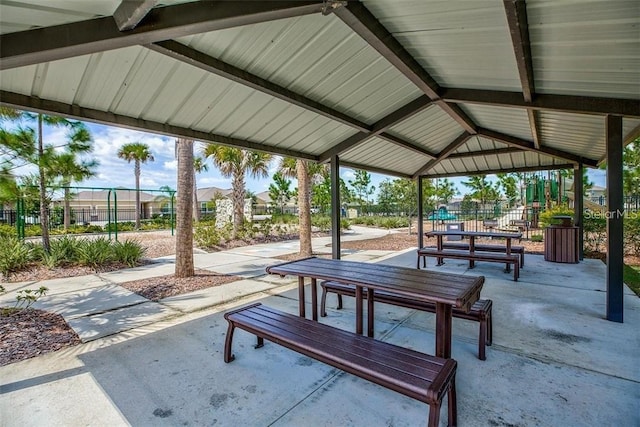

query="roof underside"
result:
[1,0,639,179]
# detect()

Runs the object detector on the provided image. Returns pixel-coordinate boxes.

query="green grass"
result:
[624,264,640,297]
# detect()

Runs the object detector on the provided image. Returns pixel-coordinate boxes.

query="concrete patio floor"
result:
[1,250,638,426]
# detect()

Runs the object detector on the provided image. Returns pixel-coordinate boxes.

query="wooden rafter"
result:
[113,0,159,31]
[412,132,472,178]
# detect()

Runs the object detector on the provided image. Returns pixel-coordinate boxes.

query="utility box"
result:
[445,222,464,241]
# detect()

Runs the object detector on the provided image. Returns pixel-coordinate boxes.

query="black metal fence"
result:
[0,207,167,228]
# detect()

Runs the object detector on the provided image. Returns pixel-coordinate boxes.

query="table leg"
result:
[469,236,476,269]
[435,303,453,359]
[505,238,512,272]
[355,286,363,335]
[298,276,306,318]
[436,236,444,266]
[367,288,375,338]
[311,278,318,321]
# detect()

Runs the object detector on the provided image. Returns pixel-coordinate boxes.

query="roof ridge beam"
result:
[318,95,433,162]
[412,132,472,178]
[426,163,576,179]
[446,147,525,159]
[113,0,159,31]
[333,2,478,134]
[0,1,325,70]
[0,90,317,161]
[441,88,640,118]
[148,40,371,132]
[503,0,541,149]
[477,128,598,167]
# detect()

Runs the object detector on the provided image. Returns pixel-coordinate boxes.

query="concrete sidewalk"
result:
[0,225,396,342]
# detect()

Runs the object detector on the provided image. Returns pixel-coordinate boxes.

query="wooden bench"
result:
[509,219,530,232]
[320,281,493,360]
[224,303,457,427]
[440,242,525,267]
[482,219,499,230]
[417,247,520,281]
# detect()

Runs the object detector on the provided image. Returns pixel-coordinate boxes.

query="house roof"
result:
[196,186,231,201]
[1,1,638,180]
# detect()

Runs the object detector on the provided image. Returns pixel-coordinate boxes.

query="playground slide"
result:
[565,191,607,213]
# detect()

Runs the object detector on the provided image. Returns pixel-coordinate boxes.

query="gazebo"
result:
[1,0,638,322]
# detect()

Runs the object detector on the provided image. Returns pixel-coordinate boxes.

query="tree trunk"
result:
[37,114,50,252]
[135,160,141,229]
[175,138,194,278]
[231,171,245,239]
[297,159,312,257]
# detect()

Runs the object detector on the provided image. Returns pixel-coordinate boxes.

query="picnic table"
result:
[266,257,484,359]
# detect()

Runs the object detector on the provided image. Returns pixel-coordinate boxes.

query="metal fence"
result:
[588,195,639,211]
[0,208,167,228]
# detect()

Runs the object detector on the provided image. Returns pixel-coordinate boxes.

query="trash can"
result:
[445,222,464,241]
[544,216,578,263]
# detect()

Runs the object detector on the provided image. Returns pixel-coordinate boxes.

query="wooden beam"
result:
[477,128,598,167]
[424,163,576,179]
[378,133,437,159]
[598,122,640,166]
[340,161,412,179]
[334,2,478,134]
[148,40,371,132]
[412,132,472,178]
[527,109,541,149]
[0,90,317,161]
[113,0,159,31]
[441,88,640,118]
[318,96,433,162]
[504,0,534,102]
[0,1,324,70]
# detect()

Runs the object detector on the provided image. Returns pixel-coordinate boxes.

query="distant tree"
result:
[348,169,375,214]
[53,152,98,230]
[268,172,293,214]
[193,155,208,222]
[0,110,96,251]
[623,140,640,196]
[435,178,458,205]
[462,175,500,207]
[497,173,518,208]
[203,145,271,238]
[117,142,154,230]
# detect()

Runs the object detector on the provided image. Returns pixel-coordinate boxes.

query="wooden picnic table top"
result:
[266,257,484,311]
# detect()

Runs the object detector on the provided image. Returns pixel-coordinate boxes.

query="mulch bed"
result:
[0,309,81,366]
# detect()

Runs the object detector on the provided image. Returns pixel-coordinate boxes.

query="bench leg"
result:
[255,336,264,349]
[320,286,328,317]
[224,321,236,363]
[337,294,343,310]
[520,252,525,268]
[478,317,486,361]
[514,262,519,281]
[448,377,457,427]
[487,310,493,346]
[428,401,441,427]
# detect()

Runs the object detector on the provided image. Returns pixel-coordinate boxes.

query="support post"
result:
[417,176,424,249]
[606,115,624,323]
[331,155,341,259]
[574,163,584,260]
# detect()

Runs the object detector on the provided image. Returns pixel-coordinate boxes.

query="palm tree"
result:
[193,156,208,222]
[117,142,154,229]
[175,138,194,278]
[203,145,272,238]
[279,158,327,257]
[54,152,98,230]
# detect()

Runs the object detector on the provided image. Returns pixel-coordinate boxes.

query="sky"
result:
[8,120,607,198]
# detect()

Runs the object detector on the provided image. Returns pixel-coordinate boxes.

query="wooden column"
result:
[331,155,341,260]
[606,115,623,323]
[574,163,584,260]
[418,176,424,249]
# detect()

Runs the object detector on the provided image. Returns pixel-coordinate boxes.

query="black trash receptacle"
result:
[445,222,464,241]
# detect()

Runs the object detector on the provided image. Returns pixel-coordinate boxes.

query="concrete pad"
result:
[201,257,284,278]
[67,301,177,342]
[0,274,109,298]
[160,279,277,313]
[30,284,148,319]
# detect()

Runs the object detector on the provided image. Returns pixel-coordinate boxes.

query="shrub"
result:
[0,224,16,238]
[539,205,574,227]
[311,216,331,232]
[583,215,607,253]
[45,235,80,267]
[112,239,146,267]
[624,215,640,256]
[76,237,113,268]
[530,234,543,243]
[0,236,34,279]
[194,223,222,249]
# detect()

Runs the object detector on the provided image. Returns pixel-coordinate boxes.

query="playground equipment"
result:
[427,206,457,221]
